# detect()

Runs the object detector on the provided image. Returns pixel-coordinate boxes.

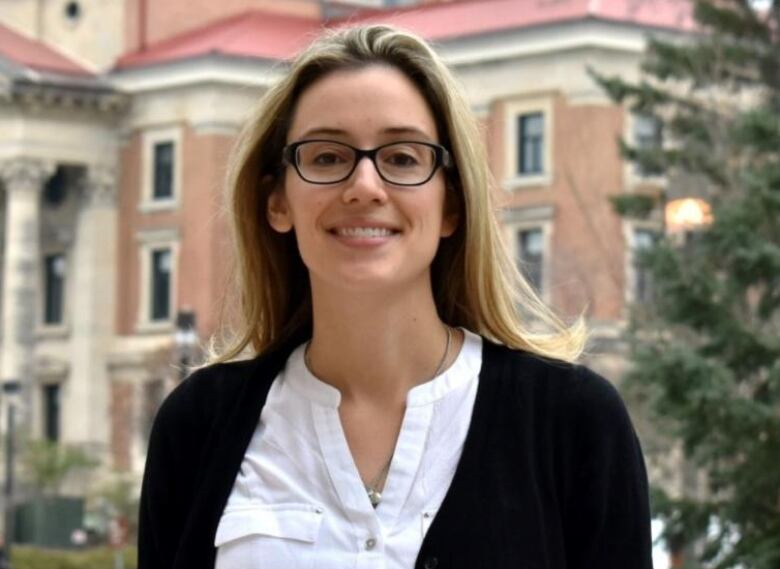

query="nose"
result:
[341,156,388,204]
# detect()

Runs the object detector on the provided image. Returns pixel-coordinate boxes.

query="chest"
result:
[213,375,482,569]
[338,400,406,488]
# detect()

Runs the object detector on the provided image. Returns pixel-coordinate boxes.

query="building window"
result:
[43,384,61,442]
[633,228,659,303]
[518,113,544,175]
[150,248,172,321]
[633,114,663,176]
[64,1,82,22]
[153,142,174,200]
[43,253,66,325]
[518,228,544,293]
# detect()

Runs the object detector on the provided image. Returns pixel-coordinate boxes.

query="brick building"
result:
[0,0,688,490]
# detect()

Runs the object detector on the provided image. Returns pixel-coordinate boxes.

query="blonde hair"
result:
[211,24,587,364]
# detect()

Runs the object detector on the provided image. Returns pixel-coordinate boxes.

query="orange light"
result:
[665,198,713,234]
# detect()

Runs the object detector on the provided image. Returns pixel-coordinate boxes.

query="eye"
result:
[297,142,353,168]
[382,149,422,168]
[388,152,419,166]
[312,152,347,166]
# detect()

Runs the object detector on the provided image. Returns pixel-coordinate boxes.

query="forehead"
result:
[287,65,439,143]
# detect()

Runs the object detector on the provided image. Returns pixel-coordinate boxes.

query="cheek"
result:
[282,182,320,226]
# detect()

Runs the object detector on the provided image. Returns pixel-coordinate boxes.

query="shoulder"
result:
[151,349,289,442]
[155,359,256,424]
[481,339,631,428]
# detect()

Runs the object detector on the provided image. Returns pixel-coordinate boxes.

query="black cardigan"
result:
[138,338,653,569]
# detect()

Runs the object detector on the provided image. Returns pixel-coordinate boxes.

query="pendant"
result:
[367,487,382,508]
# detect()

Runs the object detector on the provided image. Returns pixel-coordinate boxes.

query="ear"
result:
[267,188,294,233]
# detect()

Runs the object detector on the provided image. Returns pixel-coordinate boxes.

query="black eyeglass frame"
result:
[281,139,453,186]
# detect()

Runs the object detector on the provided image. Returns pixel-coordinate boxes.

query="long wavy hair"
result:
[210,24,587,364]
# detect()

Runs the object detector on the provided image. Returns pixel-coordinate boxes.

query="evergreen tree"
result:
[591,1,780,567]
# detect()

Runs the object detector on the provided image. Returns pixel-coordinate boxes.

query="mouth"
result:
[329,227,401,238]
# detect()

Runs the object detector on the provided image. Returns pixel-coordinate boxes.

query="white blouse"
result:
[215,329,483,569]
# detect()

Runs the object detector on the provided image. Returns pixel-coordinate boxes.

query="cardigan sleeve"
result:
[137,373,209,569]
[563,366,653,569]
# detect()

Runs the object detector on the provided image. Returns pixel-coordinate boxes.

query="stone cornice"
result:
[0,59,128,114]
[8,78,129,114]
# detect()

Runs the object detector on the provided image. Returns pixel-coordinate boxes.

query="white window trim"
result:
[136,228,179,333]
[140,126,182,212]
[502,205,554,304]
[36,249,70,338]
[503,96,554,190]
[623,219,662,308]
[623,112,667,191]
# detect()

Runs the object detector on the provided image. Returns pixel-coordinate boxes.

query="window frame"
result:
[149,248,173,322]
[152,141,175,201]
[136,229,179,332]
[42,252,67,326]
[624,112,667,189]
[517,227,545,293]
[140,126,182,212]
[517,113,545,176]
[623,220,663,307]
[42,382,62,443]
[632,113,664,178]
[37,250,70,335]
[504,96,553,189]
[502,205,554,303]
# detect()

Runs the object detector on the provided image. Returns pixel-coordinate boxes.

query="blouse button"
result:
[365,537,377,550]
[424,557,439,569]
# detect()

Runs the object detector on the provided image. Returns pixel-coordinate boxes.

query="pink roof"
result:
[115,0,694,70]
[117,11,324,69]
[0,21,93,76]
[344,0,695,40]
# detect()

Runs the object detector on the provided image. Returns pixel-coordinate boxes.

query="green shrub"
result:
[10,545,136,569]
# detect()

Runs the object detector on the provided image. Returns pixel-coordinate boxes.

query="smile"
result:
[331,227,400,238]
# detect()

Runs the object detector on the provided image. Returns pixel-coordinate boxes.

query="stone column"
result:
[0,158,54,421]
[66,165,117,450]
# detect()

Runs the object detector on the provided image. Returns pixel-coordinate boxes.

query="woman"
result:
[138,25,653,569]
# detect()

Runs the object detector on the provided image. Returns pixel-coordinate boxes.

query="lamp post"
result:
[662,196,713,569]
[174,310,198,382]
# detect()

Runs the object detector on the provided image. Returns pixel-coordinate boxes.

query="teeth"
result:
[336,227,395,238]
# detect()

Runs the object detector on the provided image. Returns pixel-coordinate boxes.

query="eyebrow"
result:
[297,126,435,141]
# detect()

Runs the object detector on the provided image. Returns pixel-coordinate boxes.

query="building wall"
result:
[177,126,234,337]
[452,39,644,324]
[116,127,241,341]
[0,97,120,460]
[0,0,126,71]
[486,95,626,322]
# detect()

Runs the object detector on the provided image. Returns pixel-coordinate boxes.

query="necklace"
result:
[304,325,453,508]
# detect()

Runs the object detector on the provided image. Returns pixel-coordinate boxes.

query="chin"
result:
[313,266,431,296]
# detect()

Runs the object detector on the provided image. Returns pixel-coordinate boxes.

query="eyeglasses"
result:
[282,139,452,186]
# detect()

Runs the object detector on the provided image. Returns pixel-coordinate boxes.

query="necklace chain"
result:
[303,326,453,508]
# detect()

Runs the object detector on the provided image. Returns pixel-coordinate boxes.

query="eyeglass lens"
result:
[294,141,437,185]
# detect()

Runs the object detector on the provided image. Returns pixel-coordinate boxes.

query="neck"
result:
[305,279,454,406]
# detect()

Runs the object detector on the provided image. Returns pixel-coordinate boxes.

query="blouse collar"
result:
[285,328,482,409]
